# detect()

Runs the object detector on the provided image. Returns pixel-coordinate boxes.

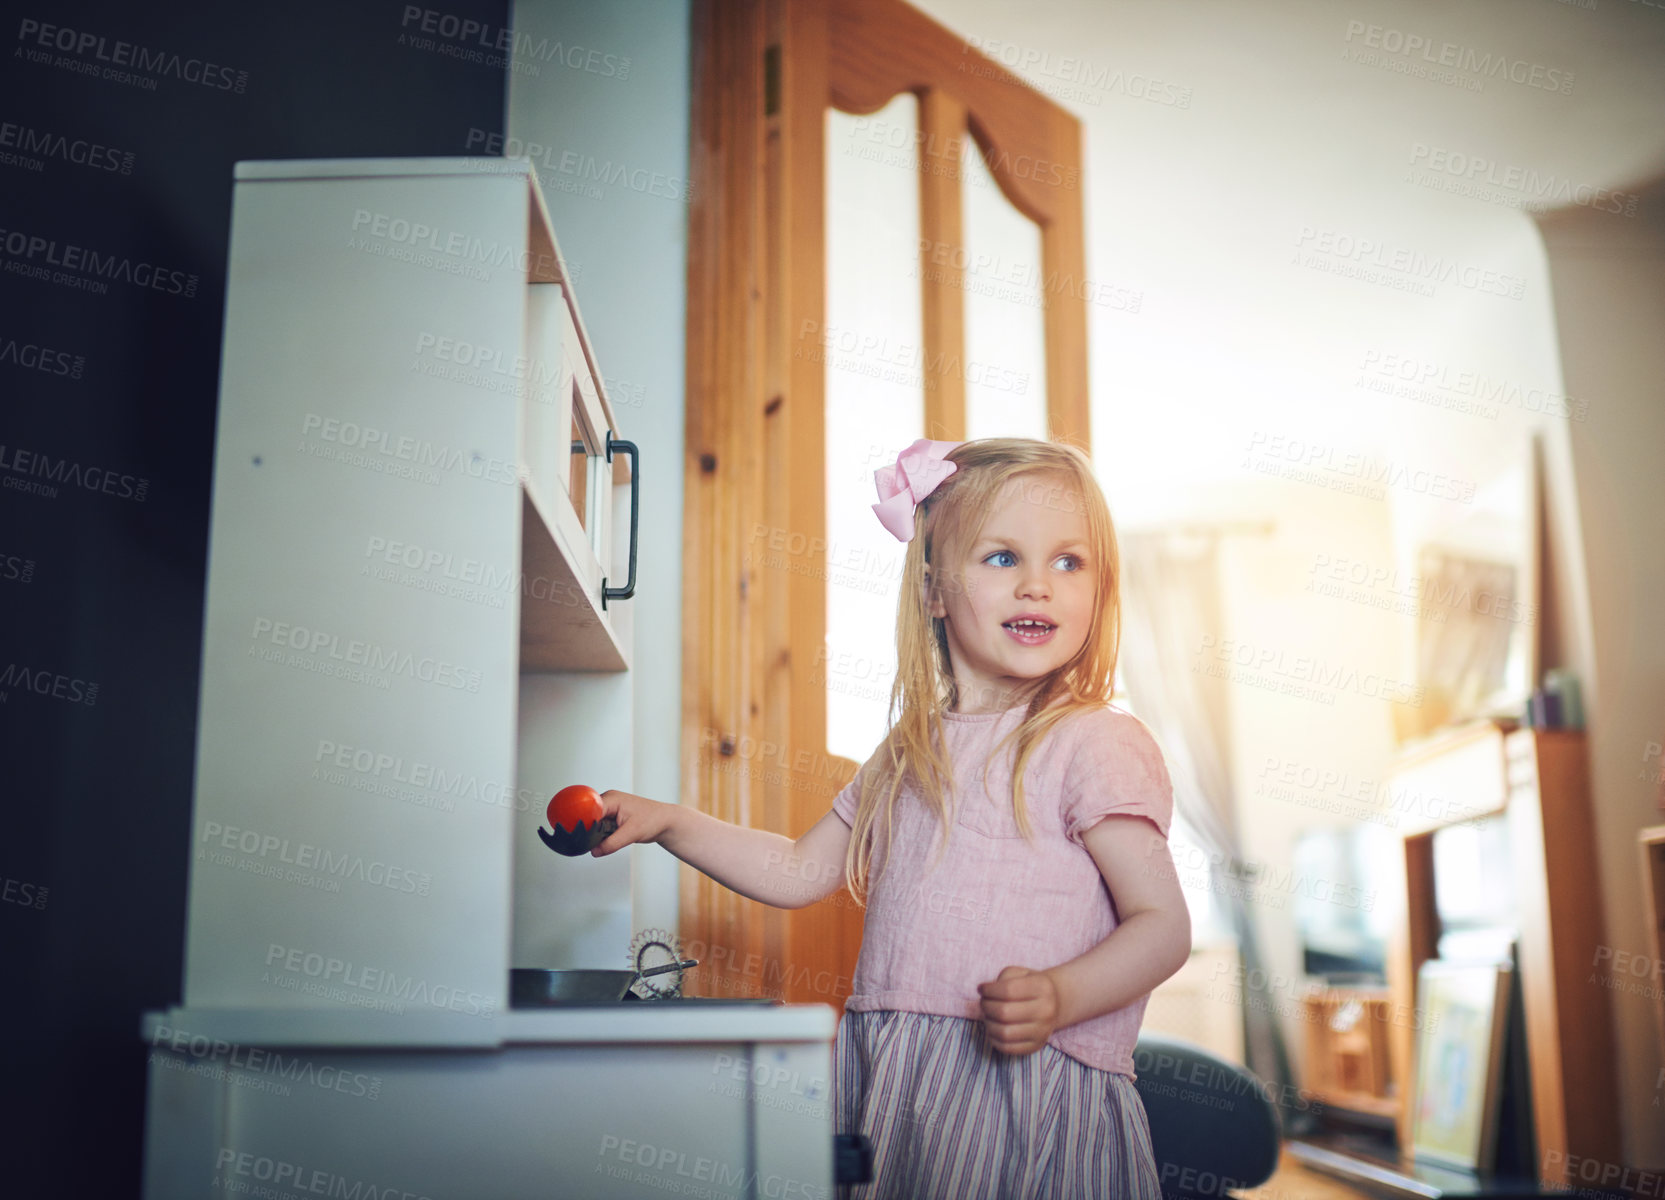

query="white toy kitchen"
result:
[139,158,840,1200]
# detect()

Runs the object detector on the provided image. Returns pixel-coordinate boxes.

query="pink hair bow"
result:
[872,438,963,542]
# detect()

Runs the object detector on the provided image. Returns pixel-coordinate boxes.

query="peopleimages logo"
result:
[263,942,497,1018]
[249,616,484,694]
[1243,430,1477,504]
[199,820,433,897]
[0,662,98,706]
[1295,226,1524,300]
[463,130,695,203]
[1194,633,1424,708]
[2,874,48,910]
[1408,144,1639,217]
[1341,20,1573,94]
[0,119,134,174]
[411,330,562,403]
[298,412,522,490]
[0,334,84,378]
[312,737,539,813]
[348,208,561,278]
[0,225,198,296]
[0,443,148,501]
[150,1022,383,1102]
[957,36,1193,109]
[213,1148,430,1200]
[1356,349,1588,422]
[399,6,632,79]
[15,18,249,93]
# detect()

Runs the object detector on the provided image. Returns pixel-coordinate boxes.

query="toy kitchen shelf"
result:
[140,158,839,1198]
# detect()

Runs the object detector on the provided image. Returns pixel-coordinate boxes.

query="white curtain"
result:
[1118,532,1296,1105]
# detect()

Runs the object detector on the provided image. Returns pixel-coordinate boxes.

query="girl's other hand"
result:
[591,789,675,857]
[977,965,1061,1056]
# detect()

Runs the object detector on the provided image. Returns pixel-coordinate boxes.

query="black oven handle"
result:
[602,432,638,610]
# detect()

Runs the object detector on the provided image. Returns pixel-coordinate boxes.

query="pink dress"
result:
[829,700,1174,1199]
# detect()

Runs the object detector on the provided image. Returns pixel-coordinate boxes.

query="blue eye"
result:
[984,550,1017,568]
[979,552,1085,572]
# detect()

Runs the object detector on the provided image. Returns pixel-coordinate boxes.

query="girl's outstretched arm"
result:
[979,814,1192,1054]
[590,789,853,911]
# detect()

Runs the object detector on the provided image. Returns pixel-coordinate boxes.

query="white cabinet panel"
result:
[184,159,634,1021]
[187,166,531,1014]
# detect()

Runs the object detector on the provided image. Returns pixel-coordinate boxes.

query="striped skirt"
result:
[832,1009,1162,1200]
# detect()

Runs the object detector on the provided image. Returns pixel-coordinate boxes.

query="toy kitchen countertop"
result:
[140,1000,838,1049]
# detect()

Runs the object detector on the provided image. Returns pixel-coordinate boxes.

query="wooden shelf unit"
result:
[1641,825,1665,1062]
[1382,720,1619,1188]
[1301,984,1399,1119]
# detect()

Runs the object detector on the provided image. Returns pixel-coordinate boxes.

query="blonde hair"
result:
[842,437,1123,900]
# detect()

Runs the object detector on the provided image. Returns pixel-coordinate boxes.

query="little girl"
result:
[593,436,1191,1199]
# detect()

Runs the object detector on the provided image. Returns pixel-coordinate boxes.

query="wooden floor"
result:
[1234,1148,1376,1199]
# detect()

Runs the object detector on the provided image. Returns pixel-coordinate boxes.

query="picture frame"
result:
[1392,430,1542,745]
[1408,959,1513,1172]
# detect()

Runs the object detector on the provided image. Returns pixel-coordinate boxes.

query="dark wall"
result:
[0,3,509,1192]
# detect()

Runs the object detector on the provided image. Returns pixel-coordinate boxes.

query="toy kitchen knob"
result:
[538,784,617,856]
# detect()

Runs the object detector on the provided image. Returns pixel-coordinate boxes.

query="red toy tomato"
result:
[548,784,604,833]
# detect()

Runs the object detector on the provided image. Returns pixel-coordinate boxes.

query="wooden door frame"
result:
[682,0,1089,1006]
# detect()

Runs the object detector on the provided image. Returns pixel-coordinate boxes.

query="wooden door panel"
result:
[684,0,1089,1009]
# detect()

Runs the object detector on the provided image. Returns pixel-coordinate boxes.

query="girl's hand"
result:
[977,965,1061,1056]
[590,789,676,857]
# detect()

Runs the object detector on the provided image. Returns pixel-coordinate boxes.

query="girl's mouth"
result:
[1002,619,1057,646]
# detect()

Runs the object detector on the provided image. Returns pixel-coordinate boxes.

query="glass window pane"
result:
[961,146,1047,440]
[824,96,925,763]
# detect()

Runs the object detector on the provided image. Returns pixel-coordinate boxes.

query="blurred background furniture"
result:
[1134,1031,1282,1199]
[1300,984,1396,1121]
[1642,825,1665,1059]
[1384,721,1617,1188]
